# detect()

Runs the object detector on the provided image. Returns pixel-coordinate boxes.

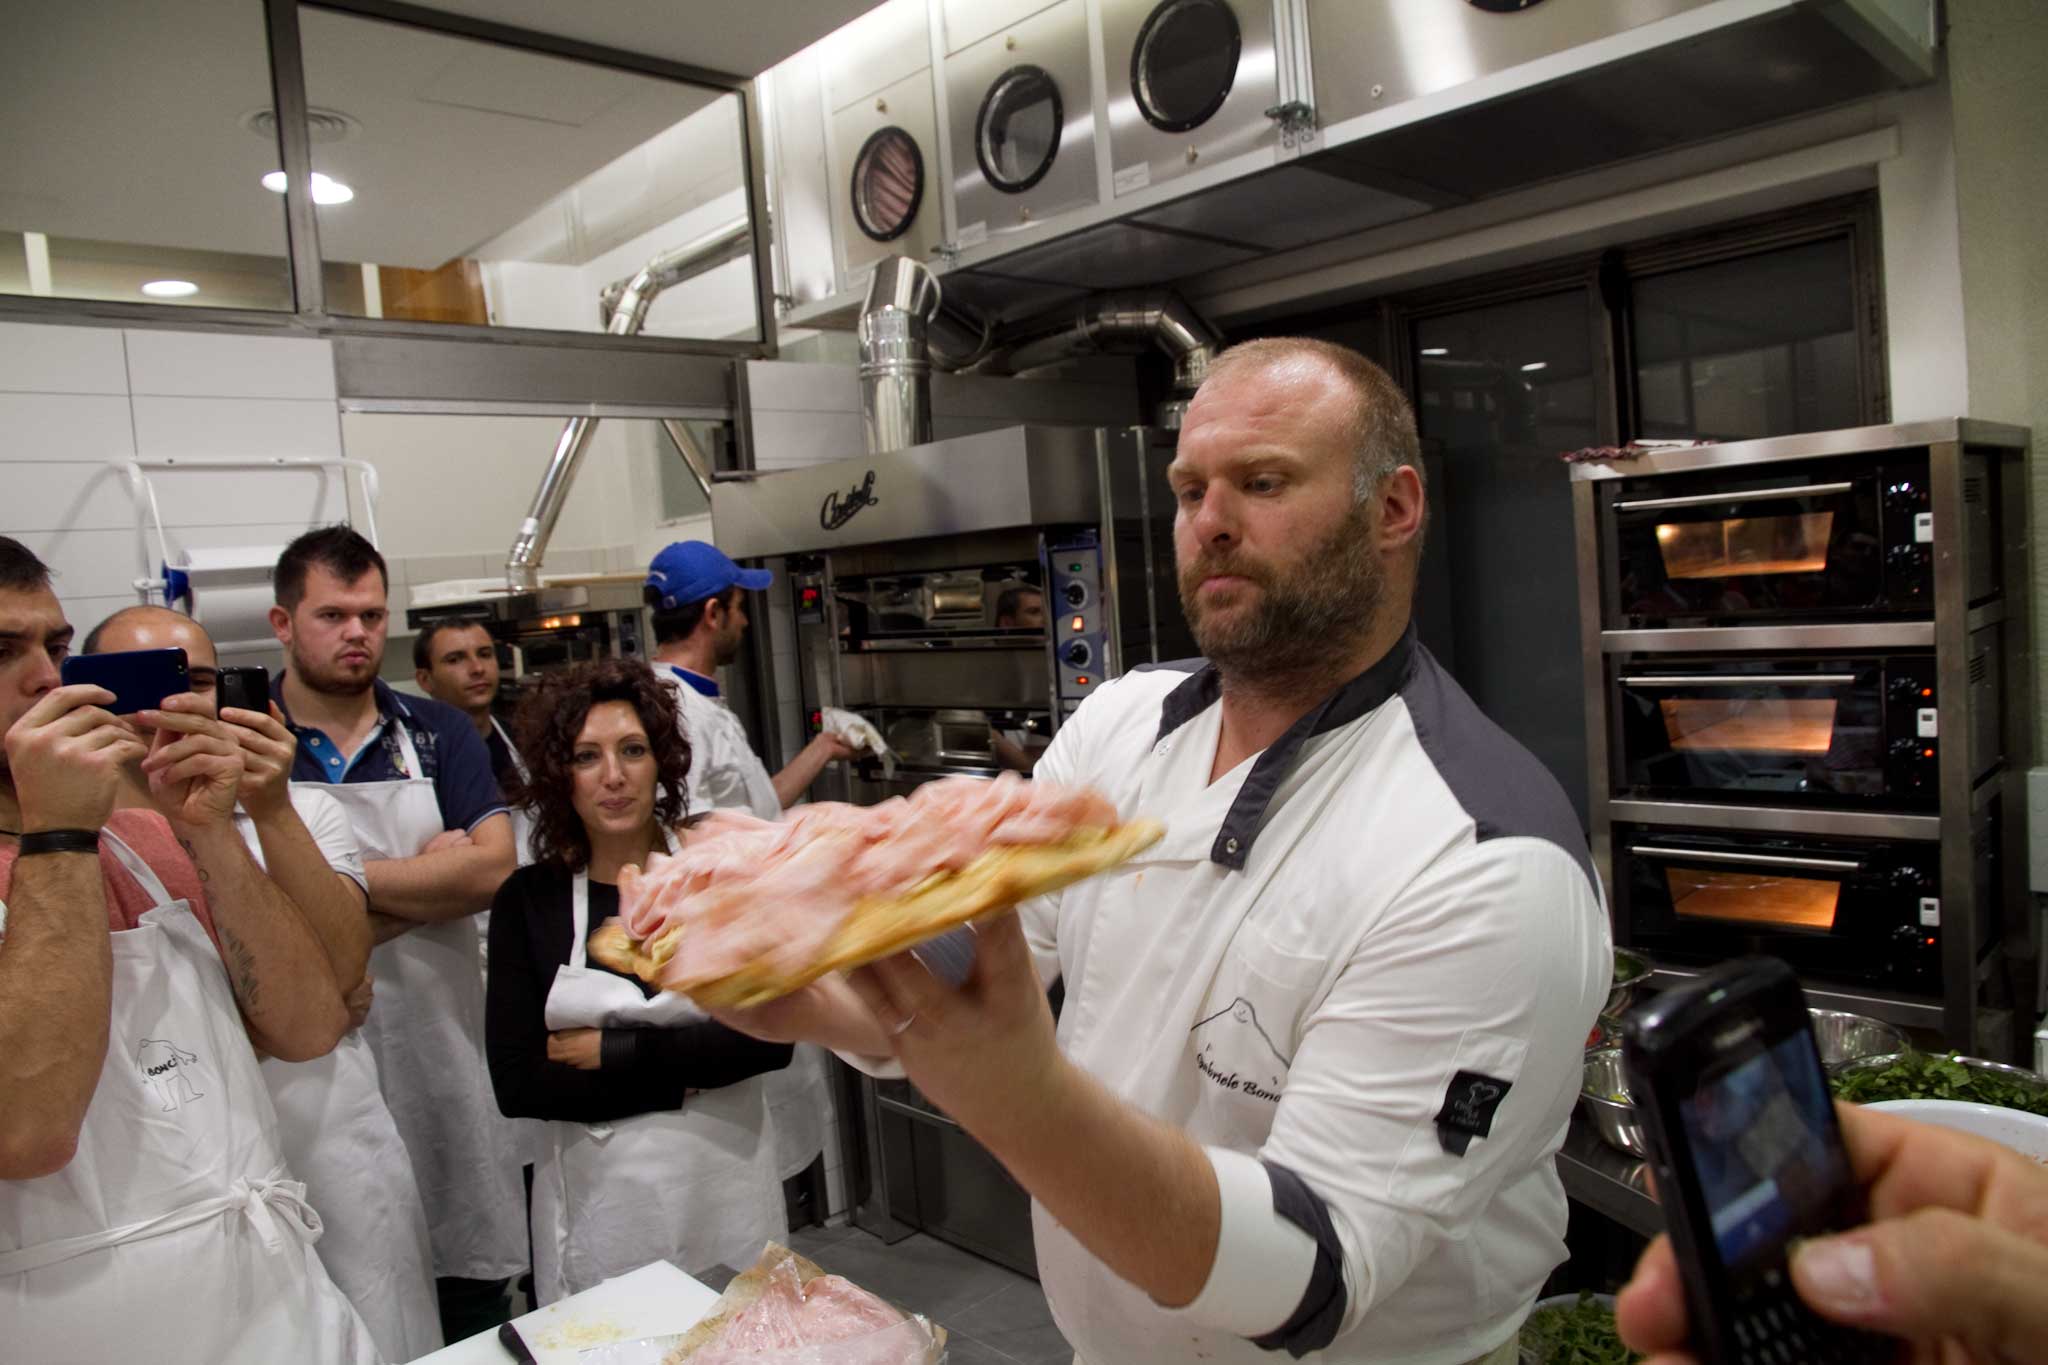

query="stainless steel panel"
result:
[823,0,935,110]
[1608,800,1941,843]
[829,68,943,286]
[1568,419,2031,482]
[711,425,1104,557]
[1101,0,1280,199]
[332,335,735,410]
[839,647,1053,710]
[1647,967,1948,1035]
[1127,161,1428,251]
[1601,624,1937,654]
[946,0,1100,241]
[766,50,839,309]
[1307,0,1714,129]
[969,219,1258,289]
[942,0,1066,54]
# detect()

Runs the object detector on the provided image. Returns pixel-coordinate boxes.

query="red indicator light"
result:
[1074,675,1091,686]
[1925,937,1936,946]
[1920,687,1932,697]
[1922,748,1935,758]
[1070,615,1085,632]
[808,709,822,730]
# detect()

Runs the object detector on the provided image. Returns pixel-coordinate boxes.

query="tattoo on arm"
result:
[217,923,260,1011]
[176,837,212,885]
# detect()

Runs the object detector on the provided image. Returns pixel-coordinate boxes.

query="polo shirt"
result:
[274,676,507,835]
[1019,628,1611,1365]
[658,664,781,821]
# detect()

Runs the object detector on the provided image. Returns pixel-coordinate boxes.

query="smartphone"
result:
[60,647,190,715]
[1622,957,1890,1363]
[216,665,272,717]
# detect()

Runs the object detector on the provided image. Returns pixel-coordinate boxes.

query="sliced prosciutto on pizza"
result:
[594,773,1162,1007]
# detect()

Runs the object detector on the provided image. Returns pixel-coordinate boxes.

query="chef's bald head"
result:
[1199,338,1423,507]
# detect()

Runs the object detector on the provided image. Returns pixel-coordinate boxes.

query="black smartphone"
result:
[216,665,272,718]
[60,647,190,715]
[1622,957,1889,1363]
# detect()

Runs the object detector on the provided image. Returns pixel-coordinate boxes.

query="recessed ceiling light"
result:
[141,279,199,298]
[261,170,355,205]
[1420,347,1449,357]
[1520,361,1548,372]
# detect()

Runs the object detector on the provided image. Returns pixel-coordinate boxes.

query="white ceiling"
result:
[0,0,884,272]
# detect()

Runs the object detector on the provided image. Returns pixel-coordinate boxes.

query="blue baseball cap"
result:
[644,541,773,610]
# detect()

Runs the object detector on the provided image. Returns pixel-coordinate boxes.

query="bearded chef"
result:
[0,537,375,1364]
[721,340,1612,1365]
[642,540,856,1194]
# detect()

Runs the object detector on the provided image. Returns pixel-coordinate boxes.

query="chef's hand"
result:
[811,731,860,765]
[709,973,892,1058]
[137,695,244,829]
[2,684,146,832]
[422,828,472,854]
[343,972,375,1030]
[1616,1103,2048,1365]
[547,1028,602,1070]
[844,912,1059,1137]
[218,701,297,820]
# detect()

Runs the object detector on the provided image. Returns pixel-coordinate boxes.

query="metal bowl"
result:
[1832,1051,2048,1107]
[1607,950,1652,1017]
[1807,1010,1907,1068]
[1581,1046,1647,1158]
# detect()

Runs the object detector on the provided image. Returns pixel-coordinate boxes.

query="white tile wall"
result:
[0,322,127,395]
[0,393,136,461]
[123,330,338,400]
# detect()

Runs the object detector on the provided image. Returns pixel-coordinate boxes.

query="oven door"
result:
[1616,830,1940,992]
[1607,464,1927,625]
[1613,656,1936,807]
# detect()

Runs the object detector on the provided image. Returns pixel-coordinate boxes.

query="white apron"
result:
[241,804,443,1361]
[0,832,377,1365]
[491,716,538,866]
[485,715,549,1171]
[313,721,528,1282]
[529,838,784,1302]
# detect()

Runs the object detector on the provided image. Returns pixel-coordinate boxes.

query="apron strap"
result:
[100,827,174,907]
[390,711,425,781]
[568,825,681,968]
[492,717,531,784]
[0,1168,320,1279]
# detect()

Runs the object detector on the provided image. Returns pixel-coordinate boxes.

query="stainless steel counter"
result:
[1557,1114,1661,1239]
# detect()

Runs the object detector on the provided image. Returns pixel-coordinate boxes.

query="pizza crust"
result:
[589,819,1163,1007]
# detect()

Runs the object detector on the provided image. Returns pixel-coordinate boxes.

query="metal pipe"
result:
[857,257,942,457]
[659,419,717,502]
[508,218,752,589]
[976,290,1220,427]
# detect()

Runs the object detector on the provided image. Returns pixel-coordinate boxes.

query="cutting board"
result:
[408,1261,721,1365]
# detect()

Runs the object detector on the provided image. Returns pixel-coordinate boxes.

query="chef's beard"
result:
[290,642,380,697]
[1179,505,1385,682]
[710,618,746,668]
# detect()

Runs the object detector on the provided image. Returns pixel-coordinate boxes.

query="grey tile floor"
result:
[699,1223,1072,1365]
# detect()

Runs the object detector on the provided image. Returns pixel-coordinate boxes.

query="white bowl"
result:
[1865,1098,2048,1162]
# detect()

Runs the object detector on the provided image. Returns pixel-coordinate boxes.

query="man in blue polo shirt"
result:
[266,526,527,1343]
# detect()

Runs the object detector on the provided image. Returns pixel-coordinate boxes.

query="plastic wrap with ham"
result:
[685,1260,939,1364]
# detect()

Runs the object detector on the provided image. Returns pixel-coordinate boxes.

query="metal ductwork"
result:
[507,219,750,590]
[977,291,1219,427]
[857,256,945,458]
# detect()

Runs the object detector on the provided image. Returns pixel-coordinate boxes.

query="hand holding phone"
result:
[59,648,189,716]
[1621,958,1896,1363]
[215,665,271,718]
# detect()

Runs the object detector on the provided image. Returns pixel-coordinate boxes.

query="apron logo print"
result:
[1189,998,1289,1102]
[136,1038,208,1112]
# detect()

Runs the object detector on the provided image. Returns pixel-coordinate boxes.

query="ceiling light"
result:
[141,280,199,298]
[1520,361,1548,372]
[261,170,355,205]
[1420,347,1449,357]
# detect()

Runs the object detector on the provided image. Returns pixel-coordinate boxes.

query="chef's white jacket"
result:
[1021,630,1611,1365]
[661,664,782,821]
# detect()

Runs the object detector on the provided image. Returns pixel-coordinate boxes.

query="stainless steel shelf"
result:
[1609,800,1941,842]
[1567,419,2031,482]
[1646,966,1947,1033]
[1601,623,1935,653]
[1557,1116,1659,1239]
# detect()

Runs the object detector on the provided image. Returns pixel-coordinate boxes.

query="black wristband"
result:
[17,829,101,857]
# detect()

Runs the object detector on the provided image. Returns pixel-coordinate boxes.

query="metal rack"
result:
[1571,419,2034,1055]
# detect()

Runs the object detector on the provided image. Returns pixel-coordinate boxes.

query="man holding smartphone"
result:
[266,526,528,1342]
[0,537,374,1362]
[83,604,443,1361]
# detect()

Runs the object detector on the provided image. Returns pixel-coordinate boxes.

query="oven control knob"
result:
[1062,640,1093,669]
[1888,675,1925,702]
[1888,865,1929,893]
[1062,581,1090,608]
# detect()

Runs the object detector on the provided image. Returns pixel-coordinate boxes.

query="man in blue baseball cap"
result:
[643,541,854,820]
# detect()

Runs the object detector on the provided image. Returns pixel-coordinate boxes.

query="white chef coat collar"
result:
[1150,626,1418,871]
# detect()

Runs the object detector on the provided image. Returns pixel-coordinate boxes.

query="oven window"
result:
[1656,511,1835,580]
[1667,867,1841,931]
[1659,697,1838,756]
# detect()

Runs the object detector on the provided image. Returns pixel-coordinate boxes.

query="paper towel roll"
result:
[174,545,284,655]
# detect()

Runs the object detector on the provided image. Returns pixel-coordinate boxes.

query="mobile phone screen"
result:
[1677,1031,1848,1279]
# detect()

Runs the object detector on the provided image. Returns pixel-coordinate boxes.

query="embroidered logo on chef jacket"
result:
[136,1037,208,1112]
[1434,1069,1512,1156]
[1190,998,1289,1102]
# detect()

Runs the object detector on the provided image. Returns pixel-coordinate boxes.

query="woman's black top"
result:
[484,861,793,1125]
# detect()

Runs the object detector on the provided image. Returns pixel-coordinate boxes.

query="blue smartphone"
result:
[60,648,191,715]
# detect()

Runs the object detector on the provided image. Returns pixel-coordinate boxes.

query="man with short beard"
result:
[266,526,528,1342]
[725,339,1612,1365]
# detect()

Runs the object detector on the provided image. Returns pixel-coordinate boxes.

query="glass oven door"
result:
[1613,657,1935,806]
[1608,467,1920,624]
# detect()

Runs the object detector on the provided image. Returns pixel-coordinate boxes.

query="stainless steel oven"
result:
[1613,813,1994,995]
[1600,452,1997,627]
[1610,633,2001,809]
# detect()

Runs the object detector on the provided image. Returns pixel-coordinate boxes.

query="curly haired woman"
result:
[482,657,790,1301]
